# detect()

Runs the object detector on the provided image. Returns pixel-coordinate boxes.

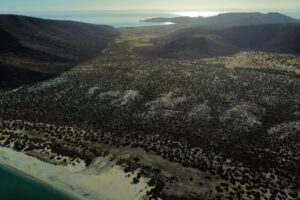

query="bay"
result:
[3,11,178,27]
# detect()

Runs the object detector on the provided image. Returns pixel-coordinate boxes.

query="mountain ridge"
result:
[142,12,297,27]
[136,23,300,59]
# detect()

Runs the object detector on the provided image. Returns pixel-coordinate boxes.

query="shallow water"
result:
[0,164,73,200]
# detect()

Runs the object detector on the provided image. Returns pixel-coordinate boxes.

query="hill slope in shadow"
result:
[136,23,300,59]
[0,15,119,88]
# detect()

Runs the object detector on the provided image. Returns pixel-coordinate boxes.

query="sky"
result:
[0,0,300,12]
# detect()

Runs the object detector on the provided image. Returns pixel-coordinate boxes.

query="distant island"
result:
[141,16,204,24]
[141,12,297,26]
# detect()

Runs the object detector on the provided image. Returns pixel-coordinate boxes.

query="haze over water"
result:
[2,10,299,27]
[4,11,179,27]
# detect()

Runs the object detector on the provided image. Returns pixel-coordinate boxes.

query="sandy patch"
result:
[0,147,151,200]
[88,87,100,96]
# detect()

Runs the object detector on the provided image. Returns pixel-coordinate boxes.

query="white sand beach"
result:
[0,147,151,200]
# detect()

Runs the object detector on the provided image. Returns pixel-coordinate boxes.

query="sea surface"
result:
[1,10,299,27]
[0,164,73,200]
[5,11,179,27]
[283,11,300,19]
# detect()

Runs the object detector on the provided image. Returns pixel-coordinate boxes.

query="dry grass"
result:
[204,51,300,74]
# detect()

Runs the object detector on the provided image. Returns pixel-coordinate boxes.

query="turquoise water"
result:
[0,164,73,200]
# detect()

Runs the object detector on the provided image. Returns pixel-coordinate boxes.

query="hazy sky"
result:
[0,0,299,12]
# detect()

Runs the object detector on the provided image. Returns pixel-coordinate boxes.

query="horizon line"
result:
[1,8,300,13]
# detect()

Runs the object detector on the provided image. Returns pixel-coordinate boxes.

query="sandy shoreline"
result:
[0,147,151,200]
[0,162,81,200]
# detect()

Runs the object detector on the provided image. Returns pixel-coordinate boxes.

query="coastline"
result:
[0,147,151,200]
[0,163,78,200]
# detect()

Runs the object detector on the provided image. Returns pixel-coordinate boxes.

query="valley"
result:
[1,23,300,199]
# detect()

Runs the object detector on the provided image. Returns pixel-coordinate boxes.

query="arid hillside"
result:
[136,23,300,59]
[0,15,119,88]
[1,27,299,199]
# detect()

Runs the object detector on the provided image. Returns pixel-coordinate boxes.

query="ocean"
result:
[0,164,73,200]
[282,11,300,19]
[1,10,299,28]
[5,11,179,27]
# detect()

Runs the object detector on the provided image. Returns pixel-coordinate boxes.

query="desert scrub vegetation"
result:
[1,36,299,199]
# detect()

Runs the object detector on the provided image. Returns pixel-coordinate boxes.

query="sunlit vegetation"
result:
[0,27,299,199]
